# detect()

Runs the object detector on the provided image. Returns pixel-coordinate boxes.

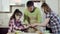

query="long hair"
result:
[41,2,51,14]
[10,9,22,20]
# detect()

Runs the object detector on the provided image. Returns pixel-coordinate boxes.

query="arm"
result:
[38,18,50,27]
[24,9,31,24]
[32,18,50,27]
[13,23,24,30]
[24,9,32,28]
[24,14,30,24]
[37,8,42,23]
[8,20,13,33]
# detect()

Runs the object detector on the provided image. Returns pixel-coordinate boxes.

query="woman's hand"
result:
[31,18,50,27]
[31,23,39,27]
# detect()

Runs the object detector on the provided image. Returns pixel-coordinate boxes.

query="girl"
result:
[33,3,60,34]
[8,9,29,33]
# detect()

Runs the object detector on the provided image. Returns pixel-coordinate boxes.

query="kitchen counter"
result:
[7,30,50,34]
[0,26,50,34]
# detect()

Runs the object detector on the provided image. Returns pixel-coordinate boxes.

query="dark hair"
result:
[27,1,34,7]
[10,9,22,20]
[41,2,51,13]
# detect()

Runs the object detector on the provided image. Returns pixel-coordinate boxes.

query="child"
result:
[8,9,29,33]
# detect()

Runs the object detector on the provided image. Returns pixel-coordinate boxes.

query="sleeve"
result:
[24,9,27,23]
[13,21,24,30]
[8,20,14,32]
[24,9,30,24]
[46,13,50,18]
[37,8,42,23]
[14,25,24,30]
[24,14,30,24]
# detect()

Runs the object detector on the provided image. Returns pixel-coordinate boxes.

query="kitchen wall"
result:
[46,0,59,15]
[0,0,2,11]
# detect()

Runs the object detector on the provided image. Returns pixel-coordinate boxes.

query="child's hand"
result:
[18,26,24,30]
[23,24,31,28]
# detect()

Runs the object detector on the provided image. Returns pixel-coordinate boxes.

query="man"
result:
[24,1,42,32]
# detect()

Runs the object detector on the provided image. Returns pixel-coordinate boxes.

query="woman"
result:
[33,3,60,34]
[8,9,30,33]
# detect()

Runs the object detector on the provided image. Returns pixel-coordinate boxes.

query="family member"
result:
[8,9,30,33]
[33,2,60,34]
[24,1,42,32]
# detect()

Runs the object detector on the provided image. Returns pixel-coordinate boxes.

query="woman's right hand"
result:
[31,23,39,27]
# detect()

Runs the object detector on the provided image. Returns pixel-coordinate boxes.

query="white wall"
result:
[0,0,2,11]
[0,0,9,11]
[59,0,60,16]
[46,0,59,14]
